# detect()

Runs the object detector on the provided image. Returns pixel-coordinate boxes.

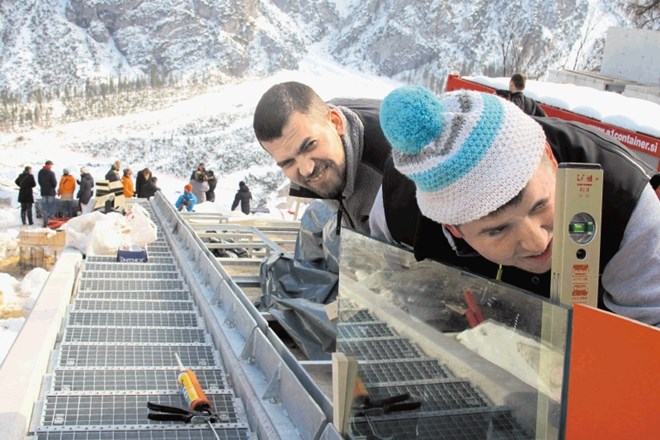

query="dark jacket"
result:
[383,117,658,308]
[231,184,252,215]
[206,172,217,203]
[135,169,150,198]
[77,173,95,204]
[141,177,159,198]
[38,166,57,196]
[16,172,36,203]
[288,98,394,232]
[105,168,120,182]
[510,92,546,117]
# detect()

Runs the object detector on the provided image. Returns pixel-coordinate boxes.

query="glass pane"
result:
[337,229,570,440]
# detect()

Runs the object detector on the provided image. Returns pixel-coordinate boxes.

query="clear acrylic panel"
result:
[337,229,571,440]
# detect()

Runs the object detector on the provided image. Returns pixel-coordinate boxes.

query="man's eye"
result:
[301,140,316,153]
[279,160,294,169]
[487,226,507,237]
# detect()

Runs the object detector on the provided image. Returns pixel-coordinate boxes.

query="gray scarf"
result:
[328,105,384,234]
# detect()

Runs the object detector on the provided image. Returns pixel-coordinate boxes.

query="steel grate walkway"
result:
[338,308,532,440]
[30,201,252,440]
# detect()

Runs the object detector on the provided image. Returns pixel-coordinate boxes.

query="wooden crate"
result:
[19,230,66,247]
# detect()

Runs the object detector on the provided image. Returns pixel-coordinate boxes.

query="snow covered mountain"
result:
[0,0,632,98]
[0,0,637,203]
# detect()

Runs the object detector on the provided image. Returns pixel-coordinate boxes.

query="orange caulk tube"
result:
[175,352,211,412]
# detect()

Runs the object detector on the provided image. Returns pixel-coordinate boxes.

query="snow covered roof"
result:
[466,76,660,139]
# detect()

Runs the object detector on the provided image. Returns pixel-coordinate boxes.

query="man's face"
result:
[449,162,557,274]
[261,109,346,199]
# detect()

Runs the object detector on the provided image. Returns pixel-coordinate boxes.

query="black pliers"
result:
[147,401,220,423]
[147,402,228,440]
[353,392,422,417]
[147,402,229,423]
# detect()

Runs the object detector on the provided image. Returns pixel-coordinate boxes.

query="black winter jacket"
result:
[510,92,546,117]
[16,172,36,203]
[77,173,95,204]
[38,167,57,196]
[231,185,252,215]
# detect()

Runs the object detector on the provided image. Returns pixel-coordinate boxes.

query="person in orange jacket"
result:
[122,168,135,198]
[57,168,76,217]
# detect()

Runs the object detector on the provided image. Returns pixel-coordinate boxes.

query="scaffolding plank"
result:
[67,312,200,328]
[52,368,227,392]
[40,394,240,426]
[63,327,207,344]
[58,345,217,368]
[71,300,194,312]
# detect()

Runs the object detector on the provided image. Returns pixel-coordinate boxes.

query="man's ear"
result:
[328,109,345,136]
[445,224,463,239]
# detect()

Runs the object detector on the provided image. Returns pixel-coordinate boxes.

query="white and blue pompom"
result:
[380,86,444,155]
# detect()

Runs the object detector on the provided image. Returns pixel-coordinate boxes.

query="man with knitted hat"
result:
[175,184,197,212]
[371,86,660,326]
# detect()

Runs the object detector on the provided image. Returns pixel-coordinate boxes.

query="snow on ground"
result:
[0,54,402,363]
[1,55,658,364]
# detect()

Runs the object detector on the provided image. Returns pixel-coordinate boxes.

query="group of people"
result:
[175,162,252,214]
[252,77,660,328]
[104,160,160,199]
[15,161,96,227]
[15,160,162,227]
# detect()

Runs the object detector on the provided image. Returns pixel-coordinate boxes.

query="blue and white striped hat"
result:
[380,87,546,225]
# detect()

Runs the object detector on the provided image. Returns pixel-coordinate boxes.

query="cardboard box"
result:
[116,246,148,263]
[20,230,66,247]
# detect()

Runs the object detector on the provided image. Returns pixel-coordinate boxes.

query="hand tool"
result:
[147,401,222,440]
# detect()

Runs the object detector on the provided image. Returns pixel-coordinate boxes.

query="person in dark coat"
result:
[231,181,252,215]
[205,170,217,203]
[190,162,205,180]
[37,160,58,227]
[105,161,121,182]
[508,72,546,117]
[141,174,160,199]
[135,168,150,198]
[15,166,36,225]
[77,166,95,213]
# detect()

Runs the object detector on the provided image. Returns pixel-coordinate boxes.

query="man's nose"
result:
[298,157,315,178]
[519,218,550,253]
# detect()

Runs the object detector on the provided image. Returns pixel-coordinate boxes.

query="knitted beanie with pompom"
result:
[380,87,546,225]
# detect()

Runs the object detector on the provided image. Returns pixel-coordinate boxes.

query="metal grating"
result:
[84,262,178,272]
[74,291,191,301]
[58,345,217,368]
[350,409,531,440]
[359,359,452,385]
[35,428,251,440]
[64,328,207,344]
[340,308,377,323]
[72,300,194,312]
[81,271,181,280]
[68,312,199,327]
[41,393,240,426]
[52,368,227,392]
[368,382,489,412]
[337,338,422,360]
[337,322,395,339]
[79,279,185,291]
[85,255,175,264]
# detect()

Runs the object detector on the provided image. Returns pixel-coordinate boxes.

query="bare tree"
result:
[620,0,660,30]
